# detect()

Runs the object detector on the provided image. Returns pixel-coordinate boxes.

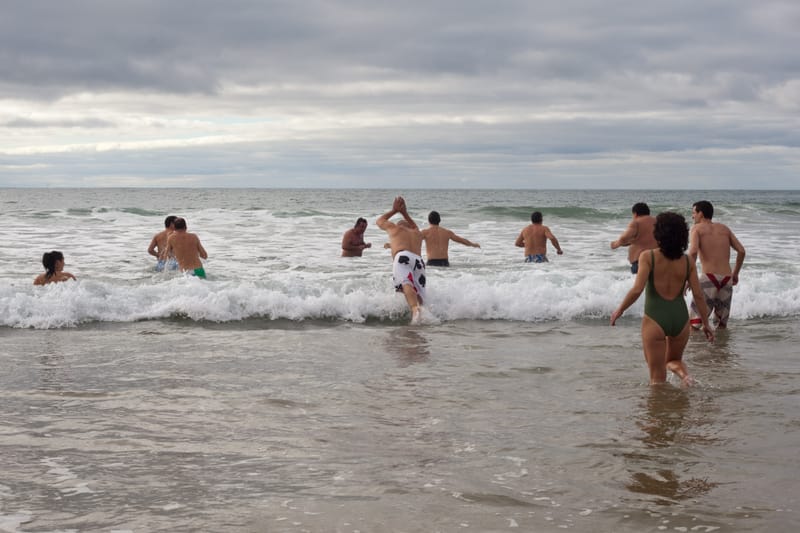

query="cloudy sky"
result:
[2,0,799,188]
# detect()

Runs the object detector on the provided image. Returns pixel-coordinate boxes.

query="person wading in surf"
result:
[687,200,746,329]
[376,196,426,324]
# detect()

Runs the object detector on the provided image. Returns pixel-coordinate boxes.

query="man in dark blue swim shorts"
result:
[515,211,563,263]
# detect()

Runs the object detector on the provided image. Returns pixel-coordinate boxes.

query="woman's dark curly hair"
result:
[653,212,688,260]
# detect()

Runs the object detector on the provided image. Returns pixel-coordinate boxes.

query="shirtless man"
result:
[611,202,657,274]
[687,200,746,329]
[148,215,178,271]
[164,217,208,278]
[421,211,480,267]
[341,217,372,257]
[515,211,563,262]
[376,196,426,323]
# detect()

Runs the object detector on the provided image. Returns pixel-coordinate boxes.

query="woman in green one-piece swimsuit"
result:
[611,212,714,386]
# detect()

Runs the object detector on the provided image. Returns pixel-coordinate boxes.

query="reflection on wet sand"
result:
[626,386,718,503]
[36,337,68,393]
[384,327,430,366]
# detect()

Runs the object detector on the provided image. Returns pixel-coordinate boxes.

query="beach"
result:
[1,188,799,532]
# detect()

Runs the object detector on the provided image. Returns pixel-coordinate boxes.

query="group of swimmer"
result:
[147,215,208,278]
[611,200,745,386]
[340,196,564,323]
[33,215,208,286]
[34,195,745,386]
[344,196,746,385]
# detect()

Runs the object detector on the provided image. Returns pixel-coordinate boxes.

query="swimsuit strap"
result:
[649,250,655,281]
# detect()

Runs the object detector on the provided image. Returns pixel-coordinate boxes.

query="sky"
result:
[1,0,799,189]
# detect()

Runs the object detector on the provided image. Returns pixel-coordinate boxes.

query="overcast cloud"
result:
[1,0,798,188]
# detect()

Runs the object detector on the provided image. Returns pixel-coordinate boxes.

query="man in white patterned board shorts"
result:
[376,196,426,324]
[688,200,746,329]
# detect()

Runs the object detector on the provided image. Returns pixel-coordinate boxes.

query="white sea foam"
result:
[2,188,798,328]
[1,266,797,329]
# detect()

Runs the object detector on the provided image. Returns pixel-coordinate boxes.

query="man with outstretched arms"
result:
[515,211,563,263]
[687,200,746,329]
[376,196,426,323]
[611,202,657,274]
[165,217,209,279]
[421,211,480,267]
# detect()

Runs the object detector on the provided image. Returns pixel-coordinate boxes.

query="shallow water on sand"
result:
[1,317,797,532]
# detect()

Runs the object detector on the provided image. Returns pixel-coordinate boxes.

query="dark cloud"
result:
[3,1,798,98]
[1,1,798,188]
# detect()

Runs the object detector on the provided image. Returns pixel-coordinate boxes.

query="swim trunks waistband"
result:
[192,267,206,279]
[690,272,733,328]
[155,258,179,272]
[426,258,450,267]
[525,254,548,263]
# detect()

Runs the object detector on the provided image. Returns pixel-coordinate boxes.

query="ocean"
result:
[1,188,798,532]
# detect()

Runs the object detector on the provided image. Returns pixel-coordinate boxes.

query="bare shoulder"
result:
[376,218,395,230]
[692,223,711,237]
[638,247,654,266]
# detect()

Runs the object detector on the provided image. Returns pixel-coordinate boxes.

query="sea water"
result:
[0,188,798,532]
[1,188,798,327]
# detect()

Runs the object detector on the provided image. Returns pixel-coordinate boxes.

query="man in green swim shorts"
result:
[165,217,209,278]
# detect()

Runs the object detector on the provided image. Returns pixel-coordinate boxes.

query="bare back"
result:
[34,271,76,285]
[148,229,172,259]
[166,231,208,270]
[690,222,741,275]
[647,250,690,300]
[629,216,657,262]
[421,225,452,259]
[516,224,556,256]
[386,224,423,258]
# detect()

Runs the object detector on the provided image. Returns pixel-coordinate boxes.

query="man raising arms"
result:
[421,211,480,267]
[611,202,657,274]
[376,196,426,323]
[165,218,209,279]
[515,211,563,263]
[688,200,746,329]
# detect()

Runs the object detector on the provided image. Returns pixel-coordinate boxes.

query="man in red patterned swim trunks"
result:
[688,200,746,329]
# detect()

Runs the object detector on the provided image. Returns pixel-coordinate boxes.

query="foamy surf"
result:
[2,188,799,329]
